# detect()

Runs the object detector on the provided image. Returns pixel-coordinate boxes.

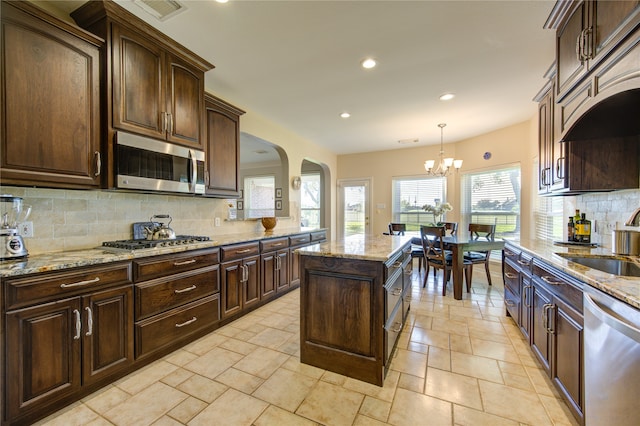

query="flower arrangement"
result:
[422,201,453,225]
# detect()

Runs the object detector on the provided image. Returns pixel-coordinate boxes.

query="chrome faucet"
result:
[624,207,640,226]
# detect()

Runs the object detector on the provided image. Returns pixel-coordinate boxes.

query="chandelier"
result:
[424,123,463,177]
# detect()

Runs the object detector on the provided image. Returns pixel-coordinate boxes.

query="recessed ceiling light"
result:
[340,112,351,119]
[439,93,455,101]
[361,58,377,69]
[215,0,229,3]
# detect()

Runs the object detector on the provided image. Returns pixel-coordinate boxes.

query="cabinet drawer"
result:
[503,262,521,297]
[532,260,583,313]
[289,233,311,247]
[310,230,327,242]
[134,248,219,281]
[4,262,132,310]
[260,237,289,252]
[504,283,520,323]
[385,270,403,322]
[503,244,521,261]
[135,294,220,358]
[220,242,260,262]
[135,265,219,319]
[384,302,403,364]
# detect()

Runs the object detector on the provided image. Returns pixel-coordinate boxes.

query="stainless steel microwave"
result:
[115,131,205,195]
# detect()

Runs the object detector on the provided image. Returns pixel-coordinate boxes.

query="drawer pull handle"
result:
[389,322,403,333]
[271,243,284,247]
[175,285,197,294]
[174,259,197,266]
[391,288,402,296]
[392,261,402,268]
[541,275,563,286]
[517,260,529,266]
[296,238,307,242]
[504,272,518,279]
[236,249,252,254]
[85,307,93,336]
[61,277,100,288]
[73,309,82,340]
[505,299,516,307]
[175,317,197,328]
[505,251,517,257]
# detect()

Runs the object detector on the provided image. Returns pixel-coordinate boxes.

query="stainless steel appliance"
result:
[0,195,32,260]
[101,235,210,251]
[115,131,205,195]
[584,285,640,425]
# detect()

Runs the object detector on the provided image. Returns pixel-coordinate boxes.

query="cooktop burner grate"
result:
[102,235,210,250]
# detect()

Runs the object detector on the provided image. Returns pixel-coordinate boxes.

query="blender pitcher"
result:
[1,195,32,260]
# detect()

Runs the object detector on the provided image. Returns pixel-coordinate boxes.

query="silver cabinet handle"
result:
[60,277,100,288]
[174,259,197,266]
[576,30,583,62]
[271,243,284,247]
[276,256,281,271]
[517,260,530,266]
[389,321,402,333]
[236,249,252,254]
[73,309,82,340]
[505,299,516,307]
[168,112,174,135]
[523,285,532,307]
[85,307,93,336]
[542,303,555,334]
[241,264,248,283]
[541,275,563,286]
[582,27,592,60]
[175,285,197,294]
[391,287,402,296]
[556,157,565,179]
[175,317,197,328]
[505,272,518,279]
[392,261,402,268]
[94,151,101,176]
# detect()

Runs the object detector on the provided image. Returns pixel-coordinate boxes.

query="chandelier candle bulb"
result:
[424,123,462,177]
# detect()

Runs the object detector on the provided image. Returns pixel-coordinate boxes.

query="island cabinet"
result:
[204,94,245,197]
[300,240,411,386]
[132,248,220,359]
[3,262,133,425]
[220,242,261,318]
[260,237,290,300]
[1,1,103,189]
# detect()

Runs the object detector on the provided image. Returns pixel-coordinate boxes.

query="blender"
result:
[1,195,32,260]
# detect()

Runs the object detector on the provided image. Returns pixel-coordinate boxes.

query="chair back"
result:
[442,222,458,236]
[469,223,496,241]
[388,223,407,235]
[420,225,446,262]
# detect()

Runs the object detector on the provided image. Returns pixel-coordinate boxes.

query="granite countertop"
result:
[509,239,640,309]
[0,228,326,278]
[297,234,413,262]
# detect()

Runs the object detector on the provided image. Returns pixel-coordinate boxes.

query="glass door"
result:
[338,179,371,239]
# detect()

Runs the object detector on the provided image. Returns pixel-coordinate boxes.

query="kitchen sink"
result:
[560,255,640,277]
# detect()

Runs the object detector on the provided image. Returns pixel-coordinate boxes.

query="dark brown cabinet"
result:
[4,263,133,424]
[1,1,103,189]
[261,238,290,297]
[289,233,312,287]
[220,242,261,318]
[204,94,245,197]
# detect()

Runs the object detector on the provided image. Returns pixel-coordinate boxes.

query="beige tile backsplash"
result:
[1,186,296,255]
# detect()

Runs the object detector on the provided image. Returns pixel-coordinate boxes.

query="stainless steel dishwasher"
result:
[584,285,640,426]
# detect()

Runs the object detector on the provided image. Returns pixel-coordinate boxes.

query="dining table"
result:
[409,232,506,300]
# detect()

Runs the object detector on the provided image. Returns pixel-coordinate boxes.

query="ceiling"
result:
[48,0,556,155]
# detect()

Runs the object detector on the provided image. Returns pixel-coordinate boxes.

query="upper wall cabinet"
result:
[1,1,103,189]
[204,94,245,197]
[71,0,214,151]
[550,1,640,101]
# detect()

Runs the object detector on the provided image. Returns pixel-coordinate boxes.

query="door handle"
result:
[73,309,82,340]
[85,307,93,336]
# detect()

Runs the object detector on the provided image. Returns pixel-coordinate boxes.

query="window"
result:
[460,165,521,241]
[244,175,275,218]
[301,173,321,228]
[391,176,446,231]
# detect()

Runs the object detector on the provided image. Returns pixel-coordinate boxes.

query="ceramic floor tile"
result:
[103,382,188,426]
[353,414,388,426]
[453,404,519,426]
[150,416,183,426]
[281,356,326,379]
[218,337,259,355]
[37,403,99,426]
[247,327,295,349]
[233,346,290,379]
[320,370,348,386]
[469,337,521,363]
[424,367,483,410]
[85,417,115,426]
[182,332,227,356]
[538,394,581,426]
[182,346,244,379]
[176,373,227,403]
[389,347,428,378]
[397,372,424,393]
[253,405,317,426]
[253,368,318,412]
[167,396,208,423]
[295,381,364,426]
[115,360,179,395]
[163,349,199,367]
[343,369,398,403]
[410,326,451,349]
[188,388,268,426]
[478,380,553,425]
[450,333,473,354]
[160,367,195,388]
[214,367,264,394]
[82,385,131,415]
[359,396,391,422]
[387,388,452,425]
[450,351,503,384]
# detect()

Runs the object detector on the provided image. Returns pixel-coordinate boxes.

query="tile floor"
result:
[36,262,579,426]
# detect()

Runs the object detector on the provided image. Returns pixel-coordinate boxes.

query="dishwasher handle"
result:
[584,292,640,343]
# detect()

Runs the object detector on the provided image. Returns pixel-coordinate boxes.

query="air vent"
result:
[398,138,419,145]
[134,0,187,21]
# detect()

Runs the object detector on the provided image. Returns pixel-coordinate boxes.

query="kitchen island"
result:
[298,234,413,386]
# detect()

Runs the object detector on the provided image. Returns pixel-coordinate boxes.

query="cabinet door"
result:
[592,1,640,59]
[82,285,134,386]
[204,101,240,195]
[5,298,82,420]
[290,246,302,287]
[1,3,102,188]
[276,249,290,292]
[112,24,165,139]
[520,275,533,342]
[556,1,589,98]
[531,282,553,373]
[166,54,204,148]
[221,260,243,318]
[553,298,584,420]
[243,256,261,309]
[261,252,277,299]
[538,89,553,194]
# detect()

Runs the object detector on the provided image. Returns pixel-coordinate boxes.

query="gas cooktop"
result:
[101,235,211,251]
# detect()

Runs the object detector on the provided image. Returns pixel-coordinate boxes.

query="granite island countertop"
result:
[297,233,413,262]
[0,228,326,278]
[509,239,640,309]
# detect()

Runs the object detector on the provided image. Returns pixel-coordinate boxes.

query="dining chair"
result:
[441,222,458,236]
[387,223,406,235]
[464,223,496,285]
[420,225,472,295]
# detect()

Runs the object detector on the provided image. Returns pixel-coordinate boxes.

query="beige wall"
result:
[337,119,539,237]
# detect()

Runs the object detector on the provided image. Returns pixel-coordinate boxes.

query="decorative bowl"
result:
[261,216,277,232]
